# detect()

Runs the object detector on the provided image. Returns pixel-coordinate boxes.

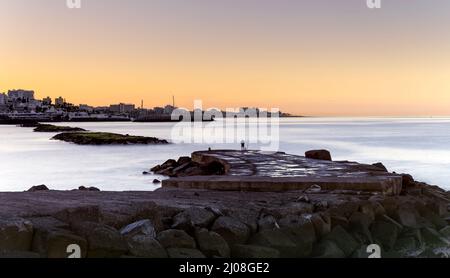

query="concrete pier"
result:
[163,150,403,195]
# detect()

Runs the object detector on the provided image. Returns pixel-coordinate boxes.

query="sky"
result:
[1,0,450,116]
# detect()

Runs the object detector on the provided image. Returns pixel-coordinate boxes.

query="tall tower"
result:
[172,95,175,107]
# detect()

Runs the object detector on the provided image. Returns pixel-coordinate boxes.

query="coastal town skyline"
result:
[2,0,450,116]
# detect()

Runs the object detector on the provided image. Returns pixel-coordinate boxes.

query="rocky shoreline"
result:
[0,150,449,258]
[51,132,169,145]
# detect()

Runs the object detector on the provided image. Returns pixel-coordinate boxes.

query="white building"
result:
[8,89,35,102]
[0,93,7,105]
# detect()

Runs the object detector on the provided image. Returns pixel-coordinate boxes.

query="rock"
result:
[211,216,251,246]
[195,228,230,258]
[278,216,317,247]
[231,244,280,258]
[421,227,450,247]
[156,229,196,249]
[153,179,161,184]
[394,237,418,255]
[305,184,322,194]
[416,205,447,230]
[173,162,194,175]
[311,213,331,238]
[258,215,280,231]
[402,174,415,187]
[323,226,359,257]
[305,150,332,161]
[120,219,156,239]
[78,186,100,192]
[372,163,388,172]
[54,205,101,225]
[394,206,419,228]
[250,230,298,258]
[172,207,216,231]
[150,165,161,172]
[167,248,206,258]
[348,212,373,243]
[439,226,450,239]
[330,215,349,229]
[27,185,49,192]
[142,171,150,175]
[371,220,400,250]
[126,235,168,258]
[72,222,128,258]
[0,218,34,251]
[33,124,86,133]
[46,231,88,258]
[52,132,169,145]
[177,156,192,165]
[312,240,346,258]
[161,159,178,169]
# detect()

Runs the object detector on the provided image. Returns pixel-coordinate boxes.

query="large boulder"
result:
[167,248,206,258]
[231,244,280,258]
[371,220,400,251]
[172,208,216,231]
[310,213,331,238]
[312,240,346,258]
[120,219,156,239]
[72,222,128,258]
[305,150,332,161]
[250,230,299,258]
[323,226,359,257]
[211,217,251,246]
[156,229,196,249]
[195,228,230,258]
[126,235,168,258]
[421,227,450,248]
[46,231,88,258]
[0,218,34,251]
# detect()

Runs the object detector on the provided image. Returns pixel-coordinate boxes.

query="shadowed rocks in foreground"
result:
[52,132,169,145]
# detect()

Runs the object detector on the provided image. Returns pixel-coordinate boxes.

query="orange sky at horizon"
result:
[2,0,450,116]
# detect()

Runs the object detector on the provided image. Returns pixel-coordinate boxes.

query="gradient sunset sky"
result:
[1,0,450,116]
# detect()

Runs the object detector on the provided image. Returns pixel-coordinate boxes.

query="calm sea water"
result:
[0,117,449,192]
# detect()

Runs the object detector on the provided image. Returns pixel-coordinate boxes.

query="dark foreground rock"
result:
[52,132,169,145]
[33,124,86,133]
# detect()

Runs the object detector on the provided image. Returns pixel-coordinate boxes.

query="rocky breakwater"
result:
[0,150,449,258]
[52,132,169,145]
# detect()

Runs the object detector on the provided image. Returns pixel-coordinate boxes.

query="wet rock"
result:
[167,248,206,258]
[305,150,332,161]
[126,235,168,258]
[195,228,230,258]
[223,209,259,233]
[211,216,251,246]
[371,220,400,250]
[142,171,150,175]
[156,229,196,249]
[278,216,317,247]
[153,179,161,184]
[330,215,349,229]
[120,219,156,239]
[416,205,447,230]
[312,240,346,258]
[232,244,280,258]
[161,159,178,170]
[172,208,216,231]
[305,184,322,194]
[323,226,359,257]
[250,230,298,258]
[27,185,49,192]
[372,162,388,172]
[0,218,34,251]
[72,222,128,258]
[150,165,161,172]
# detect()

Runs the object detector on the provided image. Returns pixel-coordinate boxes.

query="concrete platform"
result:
[162,150,403,195]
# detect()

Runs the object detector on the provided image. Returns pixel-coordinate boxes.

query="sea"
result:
[0,117,449,192]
